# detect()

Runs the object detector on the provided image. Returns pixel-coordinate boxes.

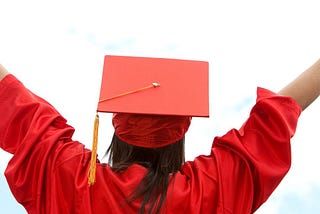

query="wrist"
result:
[0,64,9,81]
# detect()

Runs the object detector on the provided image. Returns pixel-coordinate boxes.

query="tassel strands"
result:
[88,113,100,186]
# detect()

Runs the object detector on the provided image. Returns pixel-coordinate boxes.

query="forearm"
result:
[278,59,320,111]
[0,64,9,81]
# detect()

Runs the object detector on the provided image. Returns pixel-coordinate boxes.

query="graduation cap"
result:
[88,55,209,185]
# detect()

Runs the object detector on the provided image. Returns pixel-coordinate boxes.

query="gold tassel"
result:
[88,113,99,186]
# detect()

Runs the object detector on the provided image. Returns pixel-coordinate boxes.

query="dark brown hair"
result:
[105,133,185,214]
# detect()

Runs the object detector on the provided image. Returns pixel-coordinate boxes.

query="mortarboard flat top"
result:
[97,55,209,117]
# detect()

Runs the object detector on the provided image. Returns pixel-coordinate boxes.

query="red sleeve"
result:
[180,87,301,213]
[0,75,74,153]
[0,75,88,212]
[213,87,301,212]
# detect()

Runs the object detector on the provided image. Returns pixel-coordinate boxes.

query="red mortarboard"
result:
[98,55,209,116]
[88,55,209,185]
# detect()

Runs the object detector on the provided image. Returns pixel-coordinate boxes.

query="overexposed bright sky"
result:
[1,0,320,213]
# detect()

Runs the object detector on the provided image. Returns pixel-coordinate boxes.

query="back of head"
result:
[106,113,191,214]
[107,133,185,173]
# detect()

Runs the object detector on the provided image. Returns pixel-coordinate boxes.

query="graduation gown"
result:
[0,75,301,213]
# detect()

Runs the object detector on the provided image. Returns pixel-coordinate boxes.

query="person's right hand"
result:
[0,64,9,81]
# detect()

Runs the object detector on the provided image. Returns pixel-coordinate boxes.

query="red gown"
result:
[0,75,301,213]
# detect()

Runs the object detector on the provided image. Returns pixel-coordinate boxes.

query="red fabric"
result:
[0,75,301,213]
[112,113,192,148]
[98,55,209,117]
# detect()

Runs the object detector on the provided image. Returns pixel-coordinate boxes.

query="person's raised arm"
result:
[278,59,320,111]
[0,64,9,81]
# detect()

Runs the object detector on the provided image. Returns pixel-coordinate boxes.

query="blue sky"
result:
[1,0,320,213]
